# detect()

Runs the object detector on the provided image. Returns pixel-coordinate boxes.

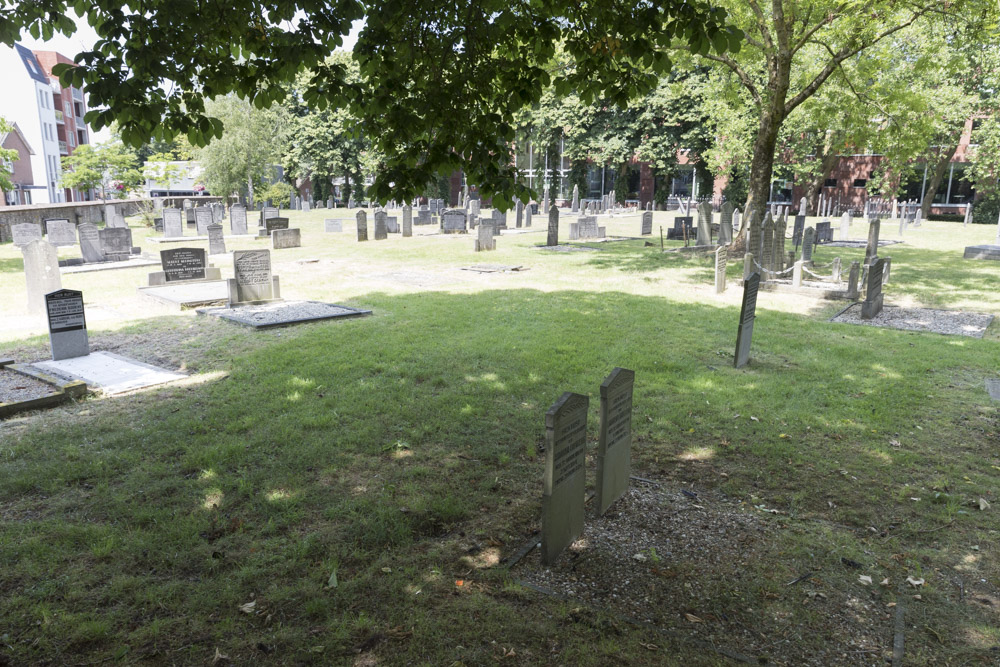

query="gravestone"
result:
[861,257,886,319]
[441,210,467,233]
[641,211,653,235]
[417,205,432,225]
[524,205,533,228]
[163,208,184,238]
[865,218,881,266]
[542,392,589,565]
[230,205,248,235]
[792,214,805,246]
[272,228,301,249]
[230,249,276,304]
[801,227,815,262]
[815,221,832,243]
[207,224,226,255]
[546,206,559,246]
[799,195,808,215]
[475,223,497,251]
[515,199,524,228]
[160,248,208,282]
[542,185,550,215]
[356,211,368,241]
[374,211,388,240]
[491,209,507,230]
[761,215,774,273]
[734,272,760,369]
[733,209,742,238]
[596,368,635,516]
[747,211,762,257]
[45,219,77,247]
[577,216,600,239]
[696,202,713,245]
[260,207,279,226]
[773,213,787,272]
[715,246,728,294]
[385,215,399,234]
[99,228,133,261]
[469,199,481,216]
[211,203,223,224]
[719,202,734,244]
[186,207,196,227]
[847,261,861,299]
[262,217,289,236]
[302,200,311,212]
[402,205,413,237]
[105,205,126,228]
[839,212,851,240]
[571,184,579,213]
[195,207,213,236]
[328,197,334,209]
[12,223,42,247]
[325,219,344,233]
[77,223,104,263]
[21,240,62,312]
[45,289,89,360]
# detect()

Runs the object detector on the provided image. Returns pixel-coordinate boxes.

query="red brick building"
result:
[0,122,36,206]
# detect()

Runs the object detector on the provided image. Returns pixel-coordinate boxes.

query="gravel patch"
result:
[0,367,59,405]
[830,303,993,337]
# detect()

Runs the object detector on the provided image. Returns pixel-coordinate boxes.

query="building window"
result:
[852,178,867,188]
[824,178,837,187]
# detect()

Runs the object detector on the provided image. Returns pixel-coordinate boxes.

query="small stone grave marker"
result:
[734,272,760,368]
[195,207,213,236]
[546,207,559,246]
[208,223,226,255]
[441,210,467,233]
[163,208,184,237]
[861,257,885,320]
[801,227,815,262]
[231,249,276,304]
[596,368,634,516]
[22,240,62,312]
[715,246,728,293]
[12,223,42,247]
[272,228,302,249]
[263,217,289,236]
[45,288,88,360]
[230,205,248,235]
[99,228,133,261]
[475,223,496,251]
[161,247,208,282]
[78,223,104,263]
[46,219,77,247]
[542,392,589,564]
[697,202,713,245]
[357,211,368,241]
[402,206,413,237]
[641,211,653,235]
[374,211,388,240]
[325,219,344,233]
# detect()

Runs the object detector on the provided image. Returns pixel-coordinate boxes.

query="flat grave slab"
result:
[460,264,527,273]
[197,300,371,329]
[964,245,1000,261]
[35,351,185,396]
[824,239,903,249]
[986,379,1000,401]
[364,270,465,288]
[60,256,161,274]
[535,244,601,252]
[138,280,229,309]
[147,234,255,244]
[831,304,993,338]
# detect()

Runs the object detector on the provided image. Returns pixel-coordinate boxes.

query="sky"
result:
[16,12,365,144]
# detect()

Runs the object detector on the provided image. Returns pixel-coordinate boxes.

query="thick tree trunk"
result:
[920,144,958,218]
[739,109,783,238]
[247,172,255,207]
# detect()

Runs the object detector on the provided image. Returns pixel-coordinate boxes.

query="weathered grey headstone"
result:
[208,224,226,255]
[747,211,762,257]
[475,223,497,252]
[12,223,42,247]
[231,249,275,304]
[801,226,815,262]
[865,218,881,266]
[847,261,861,299]
[302,200,311,212]
[99,228,133,261]
[325,219,344,233]
[577,216,599,239]
[417,205,431,225]
[596,368,634,516]
[45,288,89,360]
[861,257,885,319]
[77,223,104,263]
[641,211,653,236]
[163,208,184,238]
[525,205,533,228]
[542,185,550,215]
[402,205,413,237]
[514,199,524,228]
[272,228,301,249]
[571,185,579,213]
[469,199,481,217]
[328,197,334,209]
[696,202,713,245]
[491,208,507,230]
[441,210,467,233]
[799,196,808,215]
[22,240,62,313]
[715,246,728,294]
[262,217,289,236]
[773,213,787,272]
[546,206,559,246]
[792,215,805,246]
[230,205,248,235]
[734,272,760,369]
[374,211,388,240]
[542,392,589,564]
[385,215,399,234]
[839,212,851,240]
[161,247,208,282]
[356,211,368,241]
[194,207,213,236]
[44,219,77,247]
[761,214,774,272]
[260,207,279,226]
[719,202,734,244]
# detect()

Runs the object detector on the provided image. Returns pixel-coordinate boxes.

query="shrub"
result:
[262,181,295,208]
[973,191,1000,224]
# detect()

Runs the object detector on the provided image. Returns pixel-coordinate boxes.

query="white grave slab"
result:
[36,351,185,396]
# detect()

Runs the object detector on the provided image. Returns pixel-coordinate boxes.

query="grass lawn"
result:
[1,210,999,665]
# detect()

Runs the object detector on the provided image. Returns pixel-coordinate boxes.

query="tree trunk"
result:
[739,108,783,238]
[247,172,255,208]
[919,144,958,218]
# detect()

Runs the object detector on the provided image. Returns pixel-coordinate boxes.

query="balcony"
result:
[54,110,64,124]
[59,141,68,155]
[72,86,83,102]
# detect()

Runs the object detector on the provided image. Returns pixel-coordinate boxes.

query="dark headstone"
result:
[542,392,589,564]
[596,368,634,516]
[641,211,653,236]
[45,288,88,360]
[546,207,559,247]
[734,272,760,368]
[861,257,885,319]
[99,228,133,261]
[160,247,208,282]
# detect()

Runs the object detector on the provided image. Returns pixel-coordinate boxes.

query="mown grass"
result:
[1,211,999,664]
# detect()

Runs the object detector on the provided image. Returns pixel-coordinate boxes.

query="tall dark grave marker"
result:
[596,368,634,516]
[734,272,760,369]
[546,206,559,246]
[542,392,589,564]
[45,289,89,360]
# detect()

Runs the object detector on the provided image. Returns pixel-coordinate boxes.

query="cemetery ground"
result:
[1,210,1000,666]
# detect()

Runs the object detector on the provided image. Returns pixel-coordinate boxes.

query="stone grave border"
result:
[0,358,88,418]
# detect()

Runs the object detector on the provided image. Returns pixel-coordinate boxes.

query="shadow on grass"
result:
[1,288,999,664]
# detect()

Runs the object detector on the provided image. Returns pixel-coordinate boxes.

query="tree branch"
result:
[700,53,762,106]
[746,0,775,53]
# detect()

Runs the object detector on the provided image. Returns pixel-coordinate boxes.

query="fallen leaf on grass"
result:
[906,577,925,587]
[890,439,901,448]
[327,569,338,589]
[640,642,659,651]
[455,580,465,587]
[750,416,759,422]
[881,578,891,587]
[684,613,704,623]
[238,601,256,614]
[979,498,990,511]
[859,575,873,585]
[212,648,230,664]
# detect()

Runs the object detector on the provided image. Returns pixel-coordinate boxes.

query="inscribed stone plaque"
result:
[357,211,368,241]
[272,228,301,249]
[232,249,273,302]
[546,207,559,246]
[163,208,184,237]
[402,206,413,237]
[264,217,289,235]
[161,247,208,282]
[865,219,881,265]
[325,219,344,233]
[385,215,399,234]
[46,219,77,247]
[542,392,589,564]
[45,288,89,360]
[715,246,728,294]
[195,207,213,235]
[208,224,226,255]
[696,203,713,245]
[99,228,133,260]
[260,207,279,226]
[792,215,805,246]
[861,257,885,320]
[596,368,634,516]
[442,210,467,233]
[230,205,248,235]
[417,206,431,225]
[641,211,652,235]
[11,223,42,247]
[374,211,388,240]
[78,223,104,263]
[22,240,62,312]
[734,272,760,369]
[800,227,815,262]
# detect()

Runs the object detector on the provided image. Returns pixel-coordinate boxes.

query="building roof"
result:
[0,122,36,156]
[13,44,49,85]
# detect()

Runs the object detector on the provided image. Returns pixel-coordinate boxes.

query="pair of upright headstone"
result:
[542,367,635,565]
